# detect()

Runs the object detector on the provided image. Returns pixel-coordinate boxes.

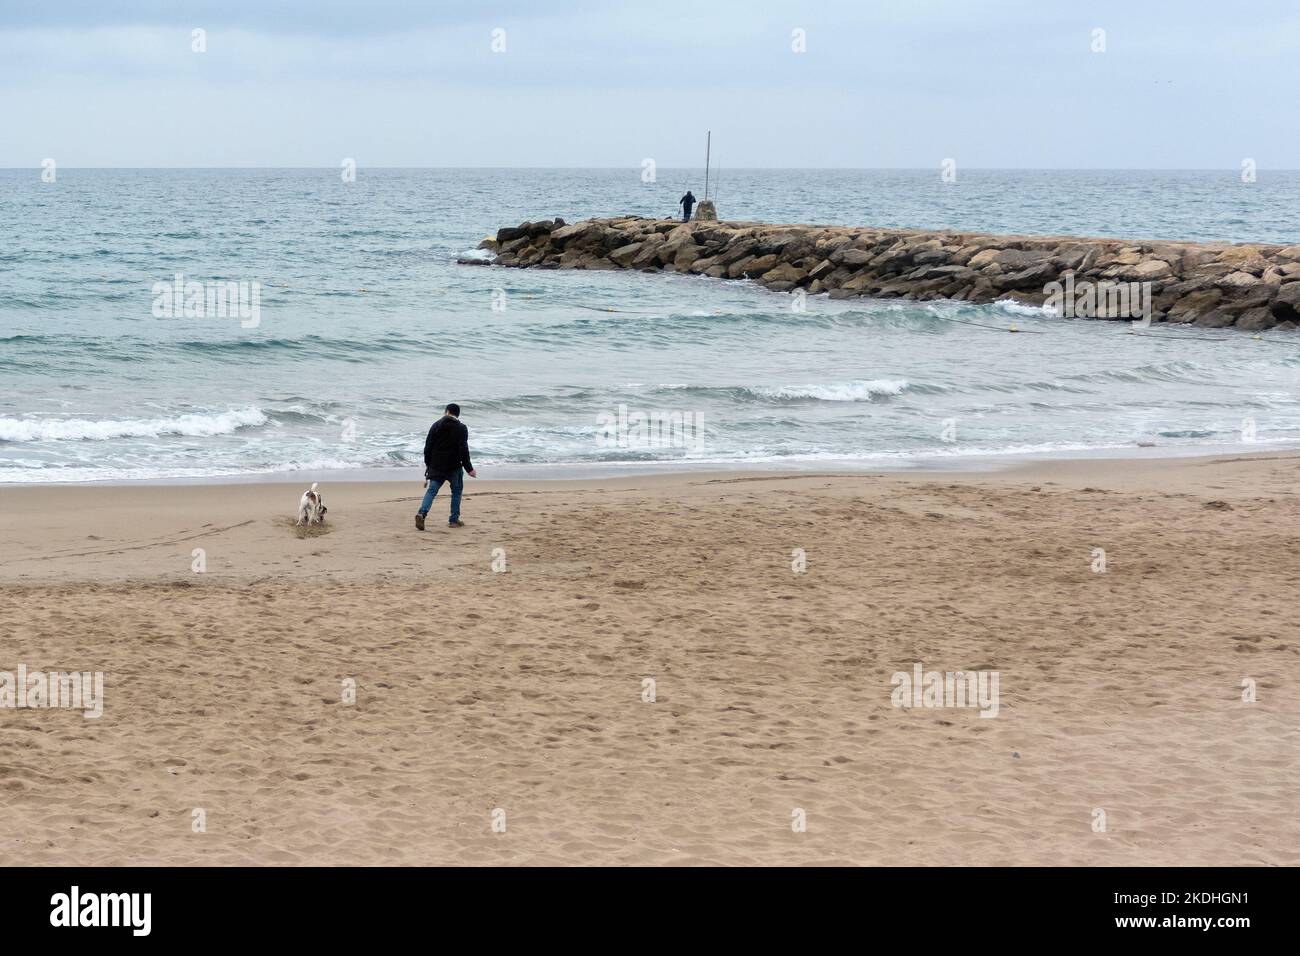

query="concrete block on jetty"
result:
[471,216,1300,331]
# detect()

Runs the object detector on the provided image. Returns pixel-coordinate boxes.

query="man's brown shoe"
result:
[415,513,426,531]
[448,519,465,528]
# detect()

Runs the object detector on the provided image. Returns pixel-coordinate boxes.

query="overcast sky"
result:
[2,0,1296,168]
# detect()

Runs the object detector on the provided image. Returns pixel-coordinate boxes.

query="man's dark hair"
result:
[445,403,461,417]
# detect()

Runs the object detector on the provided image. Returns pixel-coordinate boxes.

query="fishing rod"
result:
[704,130,711,202]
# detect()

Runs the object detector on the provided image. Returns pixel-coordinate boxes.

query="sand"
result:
[1,454,1297,866]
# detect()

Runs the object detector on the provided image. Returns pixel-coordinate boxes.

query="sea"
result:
[2,168,1299,483]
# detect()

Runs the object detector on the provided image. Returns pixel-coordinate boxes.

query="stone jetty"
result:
[471,217,1300,330]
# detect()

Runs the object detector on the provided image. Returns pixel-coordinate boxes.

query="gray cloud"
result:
[2,0,1297,167]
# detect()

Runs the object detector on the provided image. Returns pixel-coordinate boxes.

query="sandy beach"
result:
[1,453,1297,866]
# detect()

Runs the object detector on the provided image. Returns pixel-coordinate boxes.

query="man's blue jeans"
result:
[419,468,463,523]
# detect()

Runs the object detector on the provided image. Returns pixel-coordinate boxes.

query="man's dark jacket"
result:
[424,415,473,478]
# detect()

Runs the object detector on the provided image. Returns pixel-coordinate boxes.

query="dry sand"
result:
[1,454,1297,866]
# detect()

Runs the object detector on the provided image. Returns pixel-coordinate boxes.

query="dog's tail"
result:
[310,482,319,492]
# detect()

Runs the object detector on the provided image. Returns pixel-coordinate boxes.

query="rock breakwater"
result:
[473,217,1300,330]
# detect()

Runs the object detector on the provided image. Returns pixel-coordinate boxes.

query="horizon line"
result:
[3,165,1296,172]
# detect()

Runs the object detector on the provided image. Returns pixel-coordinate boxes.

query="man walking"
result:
[416,403,476,530]
[679,189,696,221]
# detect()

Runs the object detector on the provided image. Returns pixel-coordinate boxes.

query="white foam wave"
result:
[0,407,268,443]
[993,299,1055,318]
[0,455,383,484]
[752,379,909,402]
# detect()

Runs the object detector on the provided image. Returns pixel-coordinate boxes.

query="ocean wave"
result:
[0,407,267,443]
[993,299,1055,318]
[652,379,912,403]
[0,455,388,484]
[751,379,910,402]
[1,332,428,359]
[502,309,883,344]
[160,334,433,359]
[1063,361,1212,386]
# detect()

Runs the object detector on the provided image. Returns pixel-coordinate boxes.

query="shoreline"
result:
[5,439,1297,487]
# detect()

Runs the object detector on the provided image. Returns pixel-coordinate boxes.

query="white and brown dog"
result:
[297,482,328,525]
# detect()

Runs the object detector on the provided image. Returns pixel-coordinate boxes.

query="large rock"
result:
[630,236,666,268]
[693,226,734,246]
[911,264,973,282]
[726,256,755,279]
[1220,285,1273,314]
[778,236,818,261]
[496,225,531,244]
[608,242,643,267]
[1194,309,1237,329]
[1056,243,1098,271]
[1218,270,1263,289]
[807,259,835,281]
[673,242,704,269]
[1269,281,1300,321]
[1167,289,1223,323]
[741,254,779,278]
[557,248,589,268]
[831,247,873,267]
[716,240,758,266]
[997,261,1057,290]
[1271,281,1300,308]
[760,262,808,286]
[1235,307,1277,332]
[1216,247,1270,275]
[817,235,853,256]
[982,248,1054,271]
[1125,259,1174,281]
[549,221,598,246]
[912,247,951,266]
[839,272,879,294]
[871,244,915,272]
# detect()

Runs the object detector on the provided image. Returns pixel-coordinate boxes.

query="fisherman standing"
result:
[678,190,696,222]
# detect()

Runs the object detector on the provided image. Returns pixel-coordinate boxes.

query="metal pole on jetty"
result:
[695,130,718,221]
